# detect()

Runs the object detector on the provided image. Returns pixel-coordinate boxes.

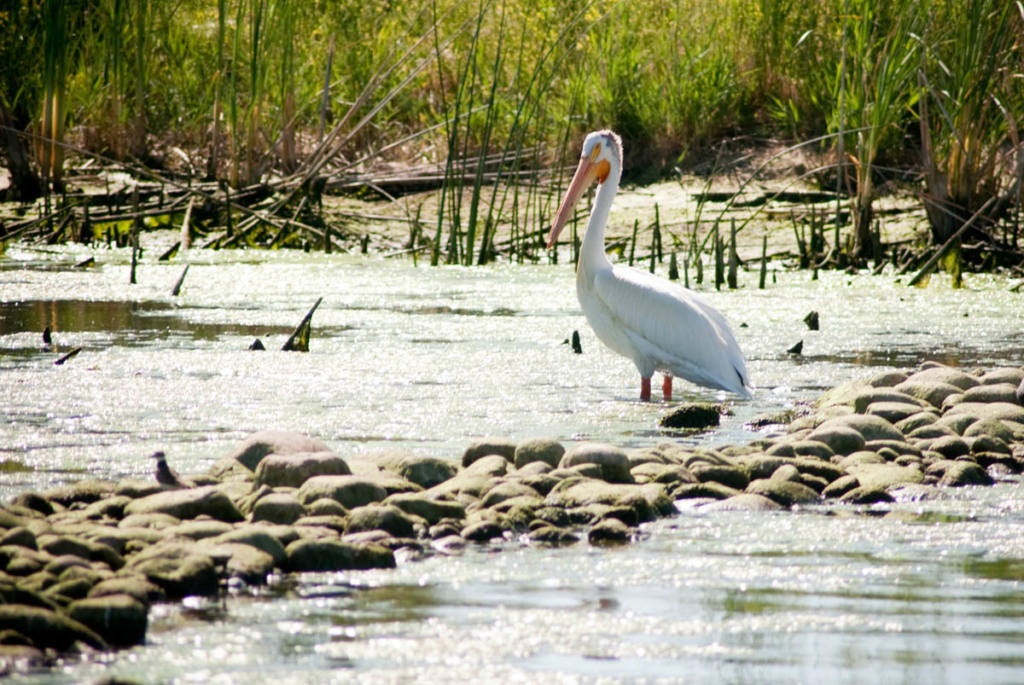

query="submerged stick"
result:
[282,297,323,352]
[180,196,193,250]
[171,264,189,296]
[54,347,82,365]
[654,203,663,263]
[648,231,656,274]
[629,219,638,266]
[130,186,140,284]
[759,234,767,289]
[908,196,998,287]
[714,223,724,291]
[727,219,738,289]
[130,228,139,284]
[158,242,180,261]
[571,330,582,354]
[223,183,233,238]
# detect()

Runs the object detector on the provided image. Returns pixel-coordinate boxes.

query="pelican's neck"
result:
[578,170,619,274]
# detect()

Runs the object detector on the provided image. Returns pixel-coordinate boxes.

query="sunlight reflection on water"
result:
[2,246,1021,494]
[2,244,1024,683]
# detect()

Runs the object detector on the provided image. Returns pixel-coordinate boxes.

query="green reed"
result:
[39,0,69,187]
[834,0,920,258]
[918,0,1024,246]
[5,0,1022,262]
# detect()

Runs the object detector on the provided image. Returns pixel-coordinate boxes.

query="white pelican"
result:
[547,130,752,401]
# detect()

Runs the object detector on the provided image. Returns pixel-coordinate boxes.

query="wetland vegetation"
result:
[0,0,1022,277]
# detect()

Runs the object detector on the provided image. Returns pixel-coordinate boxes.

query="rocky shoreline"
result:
[1,361,1023,669]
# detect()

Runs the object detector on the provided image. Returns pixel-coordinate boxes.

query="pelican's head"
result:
[547,130,623,249]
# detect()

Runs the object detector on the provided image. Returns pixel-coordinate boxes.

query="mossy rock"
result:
[792,458,844,483]
[960,383,1020,405]
[0,604,108,652]
[815,414,904,443]
[928,435,970,459]
[210,527,288,568]
[221,430,331,473]
[42,479,116,508]
[462,438,516,467]
[67,593,147,647]
[88,575,165,606]
[201,542,276,585]
[461,520,505,542]
[851,389,924,414]
[895,411,941,434]
[480,481,542,509]
[805,424,866,456]
[123,486,243,523]
[745,479,819,507]
[901,366,980,391]
[297,475,387,509]
[866,401,927,424]
[253,452,351,489]
[846,463,924,491]
[345,504,418,538]
[737,455,798,481]
[659,403,721,430]
[963,418,1016,444]
[979,367,1024,386]
[838,486,894,505]
[789,440,835,460]
[528,525,580,546]
[907,424,957,440]
[587,519,631,545]
[385,493,466,525]
[251,492,306,525]
[671,482,740,500]
[558,443,633,484]
[701,493,784,512]
[689,463,749,490]
[125,543,219,599]
[935,460,994,487]
[285,539,395,572]
[513,439,565,469]
[545,480,670,523]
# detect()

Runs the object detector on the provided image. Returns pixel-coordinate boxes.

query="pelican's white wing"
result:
[589,265,750,396]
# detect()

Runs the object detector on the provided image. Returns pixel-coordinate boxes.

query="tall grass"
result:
[918,0,1024,245]
[578,0,750,171]
[428,0,596,265]
[3,0,1022,261]
[38,0,69,188]
[131,0,147,156]
[209,0,228,179]
[274,0,298,173]
[834,0,920,258]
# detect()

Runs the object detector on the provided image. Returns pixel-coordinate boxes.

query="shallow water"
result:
[2,240,1023,683]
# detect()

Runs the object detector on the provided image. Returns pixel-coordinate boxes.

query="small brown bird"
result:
[151,451,187,488]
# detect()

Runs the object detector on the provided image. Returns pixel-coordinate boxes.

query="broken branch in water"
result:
[907,196,998,287]
[54,347,82,365]
[171,264,189,296]
[282,297,323,352]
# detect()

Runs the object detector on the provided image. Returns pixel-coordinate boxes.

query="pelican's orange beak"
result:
[546,149,610,249]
